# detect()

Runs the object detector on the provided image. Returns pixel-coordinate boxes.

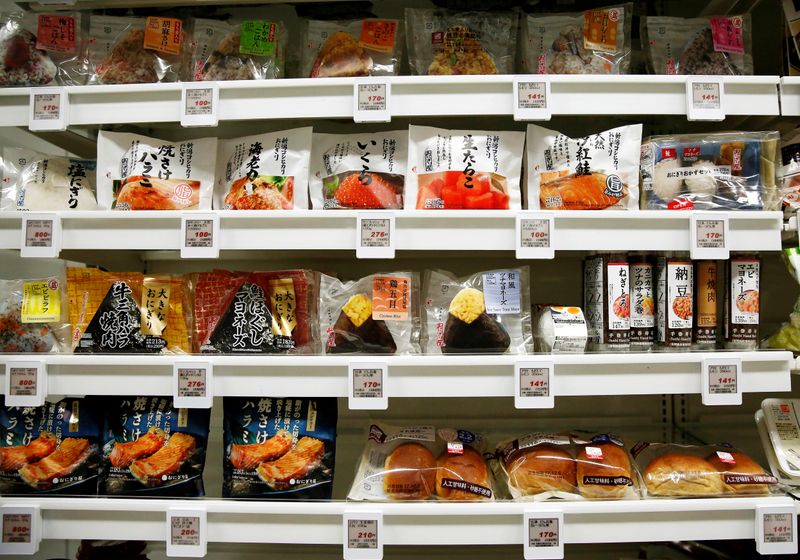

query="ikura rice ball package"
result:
[0,275,69,353]
[302,19,401,78]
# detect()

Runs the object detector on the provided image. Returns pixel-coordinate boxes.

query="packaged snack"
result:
[67,268,193,354]
[761,398,800,478]
[302,19,400,77]
[0,397,101,495]
[766,248,800,351]
[348,423,494,501]
[643,15,753,75]
[423,268,532,355]
[533,305,588,353]
[583,254,630,347]
[694,260,718,348]
[0,12,57,87]
[223,397,337,499]
[309,131,407,210]
[405,8,517,75]
[99,397,210,497]
[97,131,217,211]
[215,128,311,210]
[522,4,632,75]
[724,255,760,349]
[408,125,524,210]
[629,255,655,347]
[640,131,780,211]
[0,275,69,353]
[779,128,800,216]
[655,255,693,349]
[526,124,642,211]
[1,148,97,211]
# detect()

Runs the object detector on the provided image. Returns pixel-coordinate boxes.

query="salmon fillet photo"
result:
[19,438,91,488]
[229,430,293,470]
[256,437,325,485]
[129,432,196,486]
[539,172,628,210]
[109,427,166,468]
[0,432,57,471]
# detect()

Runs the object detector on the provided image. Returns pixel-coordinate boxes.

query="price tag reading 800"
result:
[2,514,31,544]
[343,511,382,560]
[0,507,41,555]
[4,360,46,408]
[524,510,564,560]
[8,368,37,397]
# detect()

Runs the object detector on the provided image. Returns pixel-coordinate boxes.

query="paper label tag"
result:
[710,16,744,54]
[348,362,388,410]
[525,511,564,560]
[691,213,729,260]
[356,213,395,259]
[359,20,397,50]
[584,7,620,53]
[372,276,409,321]
[173,361,213,409]
[181,83,219,128]
[716,451,736,464]
[144,17,182,55]
[756,505,798,555]
[513,78,552,121]
[29,88,68,131]
[166,508,206,558]
[585,446,604,460]
[686,78,725,121]
[343,511,383,560]
[4,360,46,408]
[36,15,76,53]
[702,357,742,406]
[483,271,522,314]
[354,78,391,123]
[515,360,555,409]
[239,21,277,56]
[21,280,60,323]
[447,441,464,454]
[181,213,219,259]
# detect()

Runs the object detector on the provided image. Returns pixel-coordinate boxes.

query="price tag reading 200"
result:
[171,516,200,547]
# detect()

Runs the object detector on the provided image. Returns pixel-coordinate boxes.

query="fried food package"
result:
[348,423,495,501]
[526,123,642,211]
[97,131,216,211]
[309,131,407,210]
[223,397,337,499]
[1,148,97,211]
[67,268,193,354]
[215,128,311,210]
[99,397,210,497]
[302,18,400,77]
[640,131,780,211]
[193,269,319,354]
[522,4,632,75]
[405,8,517,75]
[423,268,532,355]
[1,275,69,353]
[408,125,524,210]
[643,15,753,75]
[0,397,102,496]
[631,441,777,498]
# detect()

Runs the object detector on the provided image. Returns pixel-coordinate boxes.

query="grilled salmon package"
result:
[99,397,210,497]
[97,131,217,211]
[408,125,524,210]
[526,123,642,211]
[223,397,337,499]
[0,397,102,495]
[215,128,311,210]
[1,275,69,353]
[309,131,407,210]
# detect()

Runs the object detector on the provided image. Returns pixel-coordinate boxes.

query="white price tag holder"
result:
[29,87,68,131]
[166,508,207,558]
[690,212,729,260]
[686,77,725,121]
[515,360,554,409]
[173,360,213,409]
[181,82,219,127]
[181,213,220,259]
[756,504,797,555]
[4,360,46,407]
[348,361,388,410]
[701,356,742,406]
[513,77,552,121]
[20,213,61,258]
[356,212,395,259]
[0,506,41,556]
[354,78,391,123]
[524,509,564,560]
[343,510,383,560]
[516,212,555,259]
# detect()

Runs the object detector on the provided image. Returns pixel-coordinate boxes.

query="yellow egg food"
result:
[448,288,485,325]
[342,293,373,327]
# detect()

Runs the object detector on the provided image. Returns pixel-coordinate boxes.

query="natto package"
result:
[0,275,69,353]
[303,18,401,77]
[655,255,693,348]
[583,254,629,347]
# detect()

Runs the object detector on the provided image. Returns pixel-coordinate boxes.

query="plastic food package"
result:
[778,128,800,216]
[223,397,337,499]
[193,269,319,354]
[533,305,588,353]
[584,254,630,347]
[655,255,693,349]
[643,15,753,75]
[631,441,777,497]
[724,255,760,349]
[629,255,655,347]
[66,268,193,354]
[694,260,718,348]
[766,249,800,352]
[522,4,632,75]
[0,275,69,353]
[348,423,495,501]
[761,398,800,478]
[99,397,210,497]
[423,268,532,355]
[526,123,642,211]
[408,125,524,210]
[0,397,101,495]
[309,131,407,210]
[302,19,400,77]
[97,131,217,211]
[405,8,517,75]
[640,131,780,211]
[215,128,311,210]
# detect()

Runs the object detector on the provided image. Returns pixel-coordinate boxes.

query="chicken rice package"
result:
[309,131,406,210]
[97,130,216,210]
[0,397,102,496]
[522,4,632,75]
[223,397,337,499]
[215,128,311,210]
[99,397,210,497]
[348,423,495,501]
[0,275,69,353]
[408,125,524,210]
[303,18,401,77]
[405,8,517,75]
[526,123,642,211]
[423,268,532,355]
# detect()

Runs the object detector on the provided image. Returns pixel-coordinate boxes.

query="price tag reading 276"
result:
[356,212,395,259]
[173,361,213,409]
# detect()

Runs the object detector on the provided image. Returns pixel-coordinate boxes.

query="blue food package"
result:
[223,397,337,499]
[99,397,210,497]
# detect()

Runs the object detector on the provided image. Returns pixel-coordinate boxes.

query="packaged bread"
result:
[302,19,400,78]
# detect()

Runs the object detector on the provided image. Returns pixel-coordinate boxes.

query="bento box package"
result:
[0,275,69,353]
[302,18,401,77]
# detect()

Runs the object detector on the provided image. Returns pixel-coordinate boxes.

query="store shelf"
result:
[780,77,800,116]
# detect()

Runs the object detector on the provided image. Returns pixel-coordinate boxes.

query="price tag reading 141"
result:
[524,510,564,560]
[690,213,729,260]
[701,357,742,406]
[515,360,554,409]
[343,511,383,560]
[513,77,552,121]
[756,505,798,555]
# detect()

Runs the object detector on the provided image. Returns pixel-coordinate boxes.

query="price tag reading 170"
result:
[353,79,391,123]
[358,84,386,112]
[32,94,60,121]
[343,511,383,560]
[695,219,725,248]
[690,213,729,260]
[348,362,388,410]
[524,511,564,560]
[353,368,382,399]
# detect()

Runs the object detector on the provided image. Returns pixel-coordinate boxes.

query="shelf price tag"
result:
[356,212,395,259]
[516,212,555,259]
[690,212,729,260]
[166,508,207,558]
[348,361,388,410]
[701,356,742,406]
[354,78,391,123]
[515,360,554,409]
[20,213,61,258]
[524,510,563,560]
[28,87,68,131]
[4,360,46,408]
[0,506,41,556]
[181,213,220,259]
[343,510,383,560]
[173,361,213,409]
[513,77,552,121]
[686,77,725,121]
[181,82,219,127]
[756,505,797,555]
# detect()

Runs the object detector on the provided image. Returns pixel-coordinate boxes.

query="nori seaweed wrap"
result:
[443,287,510,354]
[328,293,397,354]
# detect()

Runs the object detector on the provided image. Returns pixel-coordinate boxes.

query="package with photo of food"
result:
[0,274,69,353]
[655,255,693,348]
[302,18,400,77]
[583,254,630,348]
[725,255,760,348]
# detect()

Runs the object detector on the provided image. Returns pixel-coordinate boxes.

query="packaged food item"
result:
[320,272,419,355]
[309,131,407,210]
[215,128,311,210]
[640,131,780,211]
[724,255,760,349]
[405,8,517,75]
[583,254,630,347]
[193,269,319,354]
[694,260,718,348]
[533,305,588,353]
[302,19,400,77]
[97,131,216,211]
[526,124,642,211]
[629,255,655,347]
[348,423,494,501]
[67,268,192,354]
[0,12,57,87]
[643,15,753,75]
[779,128,800,216]
[223,397,337,499]
[655,255,693,348]
[766,249,800,351]
[761,398,800,478]
[0,397,101,495]
[1,275,69,353]
[522,4,632,75]
[408,125,524,210]
[423,268,532,355]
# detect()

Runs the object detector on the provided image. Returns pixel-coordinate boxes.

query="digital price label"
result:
[690,213,729,260]
[516,212,555,259]
[181,83,219,127]
[348,361,388,410]
[173,361,213,409]
[756,504,797,555]
[166,508,206,558]
[354,78,391,123]
[20,213,61,258]
[0,507,41,555]
[686,77,725,121]
[514,77,552,121]
[524,510,563,560]
[356,212,395,259]
[181,213,220,259]
[701,357,742,406]
[29,88,68,131]
[343,511,382,560]
[4,360,46,407]
[515,360,555,409]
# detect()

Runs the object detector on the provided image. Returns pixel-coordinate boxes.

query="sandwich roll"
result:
[383,442,436,500]
[505,445,577,496]
[435,446,492,501]
[706,450,777,495]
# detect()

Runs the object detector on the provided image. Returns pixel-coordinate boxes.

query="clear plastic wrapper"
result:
[766,248,800,352]
[779,128,800,216]
[761,398,800,478]
[302,19,400,77]
[0,274,69,353]
[533,305,588,353]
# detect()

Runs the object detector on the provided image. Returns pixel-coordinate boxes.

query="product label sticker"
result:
[141,280,171,337]
[359,20,397,51]
[483,271,521,314]
[630,263,654,328]
[667,262,693,331]
[239,21,277,57]
[447,441,464,454]
[37,15,77,53]
[270,278,297,337]
[710,16,744,54]
[584,7,620,53]
[549,307,586,338]
[730,260,759,326]
[144,17,182,56]
[21,279,60,323]
[372,275,410,321]
[585,446,604,460]
[716,451,736,464]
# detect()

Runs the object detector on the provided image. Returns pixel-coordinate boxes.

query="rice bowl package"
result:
[0,275,69,353]
[302,19,401,78]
